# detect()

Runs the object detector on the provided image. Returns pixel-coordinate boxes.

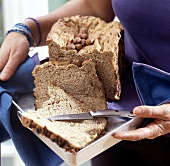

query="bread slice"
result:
[21,59,108,153]
[32,59,106,110]
[21,84,107,153]
[46,15,125,101]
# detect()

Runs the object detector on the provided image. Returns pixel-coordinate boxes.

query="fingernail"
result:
[133,107,142,115]
[0,73,9,81]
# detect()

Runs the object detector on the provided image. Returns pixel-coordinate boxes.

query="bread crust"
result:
[21,60,108,153]
[21,112,107,153]
[46,15,125,101]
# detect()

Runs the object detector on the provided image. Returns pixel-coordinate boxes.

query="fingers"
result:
[0,51,29,81]
[0,47,10,80]
[113,128,151,141]
[0,56,21,81]
[0,41,10,72]
[133,104,170,120]
[113,103,170,141]
[0,33,30,81]
[113,120,170,141]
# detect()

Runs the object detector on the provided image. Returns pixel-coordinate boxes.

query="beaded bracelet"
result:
[6,23,35,47]
[26,17,42,46]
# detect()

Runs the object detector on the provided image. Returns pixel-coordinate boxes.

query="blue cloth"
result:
[132,62,170,132]
[0,56,63,166]
[132,62,170,106]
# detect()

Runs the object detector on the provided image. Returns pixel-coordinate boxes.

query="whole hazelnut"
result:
[66,43,75,50]
[73,37,81,44]
[75,44,83,51]
[79,33,88,39]
[86,37,95,45]
[71,59,82,67]
[81,39,87,47]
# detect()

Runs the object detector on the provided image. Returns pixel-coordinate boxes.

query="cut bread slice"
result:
[21,84,108,153]
[32,59,106,110]
[21,59,108,153]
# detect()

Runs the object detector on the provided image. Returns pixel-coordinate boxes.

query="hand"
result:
[113,104,170,140]
[0,32,30,81]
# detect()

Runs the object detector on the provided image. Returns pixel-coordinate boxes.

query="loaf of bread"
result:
[46,15,125,101]
[21,15,125,153]
[21,59,108,153]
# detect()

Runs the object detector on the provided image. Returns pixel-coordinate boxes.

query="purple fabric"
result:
[112,0,170,72]
[108,1,170,111]
[107,60,141,111]
[31,52,40,65]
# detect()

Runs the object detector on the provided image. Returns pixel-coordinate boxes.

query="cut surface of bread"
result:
[21,59,108,153]
[21,85,107,153]
[32,59,106,109]
[46,15,125,101]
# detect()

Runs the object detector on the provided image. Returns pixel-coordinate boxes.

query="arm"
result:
[24,0,115,46]
[0,0,114,81]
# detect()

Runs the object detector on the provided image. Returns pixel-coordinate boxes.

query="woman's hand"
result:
[0,32,30,81]
[113,104,170,140]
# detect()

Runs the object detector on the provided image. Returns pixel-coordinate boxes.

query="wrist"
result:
[23,18,42,46]
[6,23,35,47]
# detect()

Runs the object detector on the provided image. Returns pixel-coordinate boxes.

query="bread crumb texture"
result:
[21,59,108,153]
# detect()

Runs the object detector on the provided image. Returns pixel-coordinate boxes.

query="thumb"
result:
[0,54,24,81]
[0,60,18,81]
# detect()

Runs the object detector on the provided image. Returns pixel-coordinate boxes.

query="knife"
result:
[47,109,135,121]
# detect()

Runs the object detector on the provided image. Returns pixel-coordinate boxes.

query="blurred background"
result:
[0,0,91,165]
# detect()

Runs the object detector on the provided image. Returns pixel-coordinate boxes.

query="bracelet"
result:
[14,23,34,37]
[26,17,42,46]
[6,29,34,47]
[6,23,35,47]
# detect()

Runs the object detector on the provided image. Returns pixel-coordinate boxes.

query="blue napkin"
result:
[132,62,170,106]
[132,62,170,129]
[0,56,63,166]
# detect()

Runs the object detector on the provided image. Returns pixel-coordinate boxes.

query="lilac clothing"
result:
[112,0,170,72]
[108,1,170,111]
[31,52,40,66]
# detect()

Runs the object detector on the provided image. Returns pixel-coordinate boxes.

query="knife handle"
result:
[90,109,135,118]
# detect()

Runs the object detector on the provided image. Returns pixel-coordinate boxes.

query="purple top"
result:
[108,1,170,111]
[112,0,170,72]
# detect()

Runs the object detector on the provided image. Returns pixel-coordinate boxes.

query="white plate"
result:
[16,93,143,166]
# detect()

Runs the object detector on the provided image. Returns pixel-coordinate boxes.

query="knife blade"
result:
[47,109,135,121]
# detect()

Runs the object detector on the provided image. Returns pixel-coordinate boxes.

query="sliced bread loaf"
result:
[21,59,108,153]
[46,15,125,101]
